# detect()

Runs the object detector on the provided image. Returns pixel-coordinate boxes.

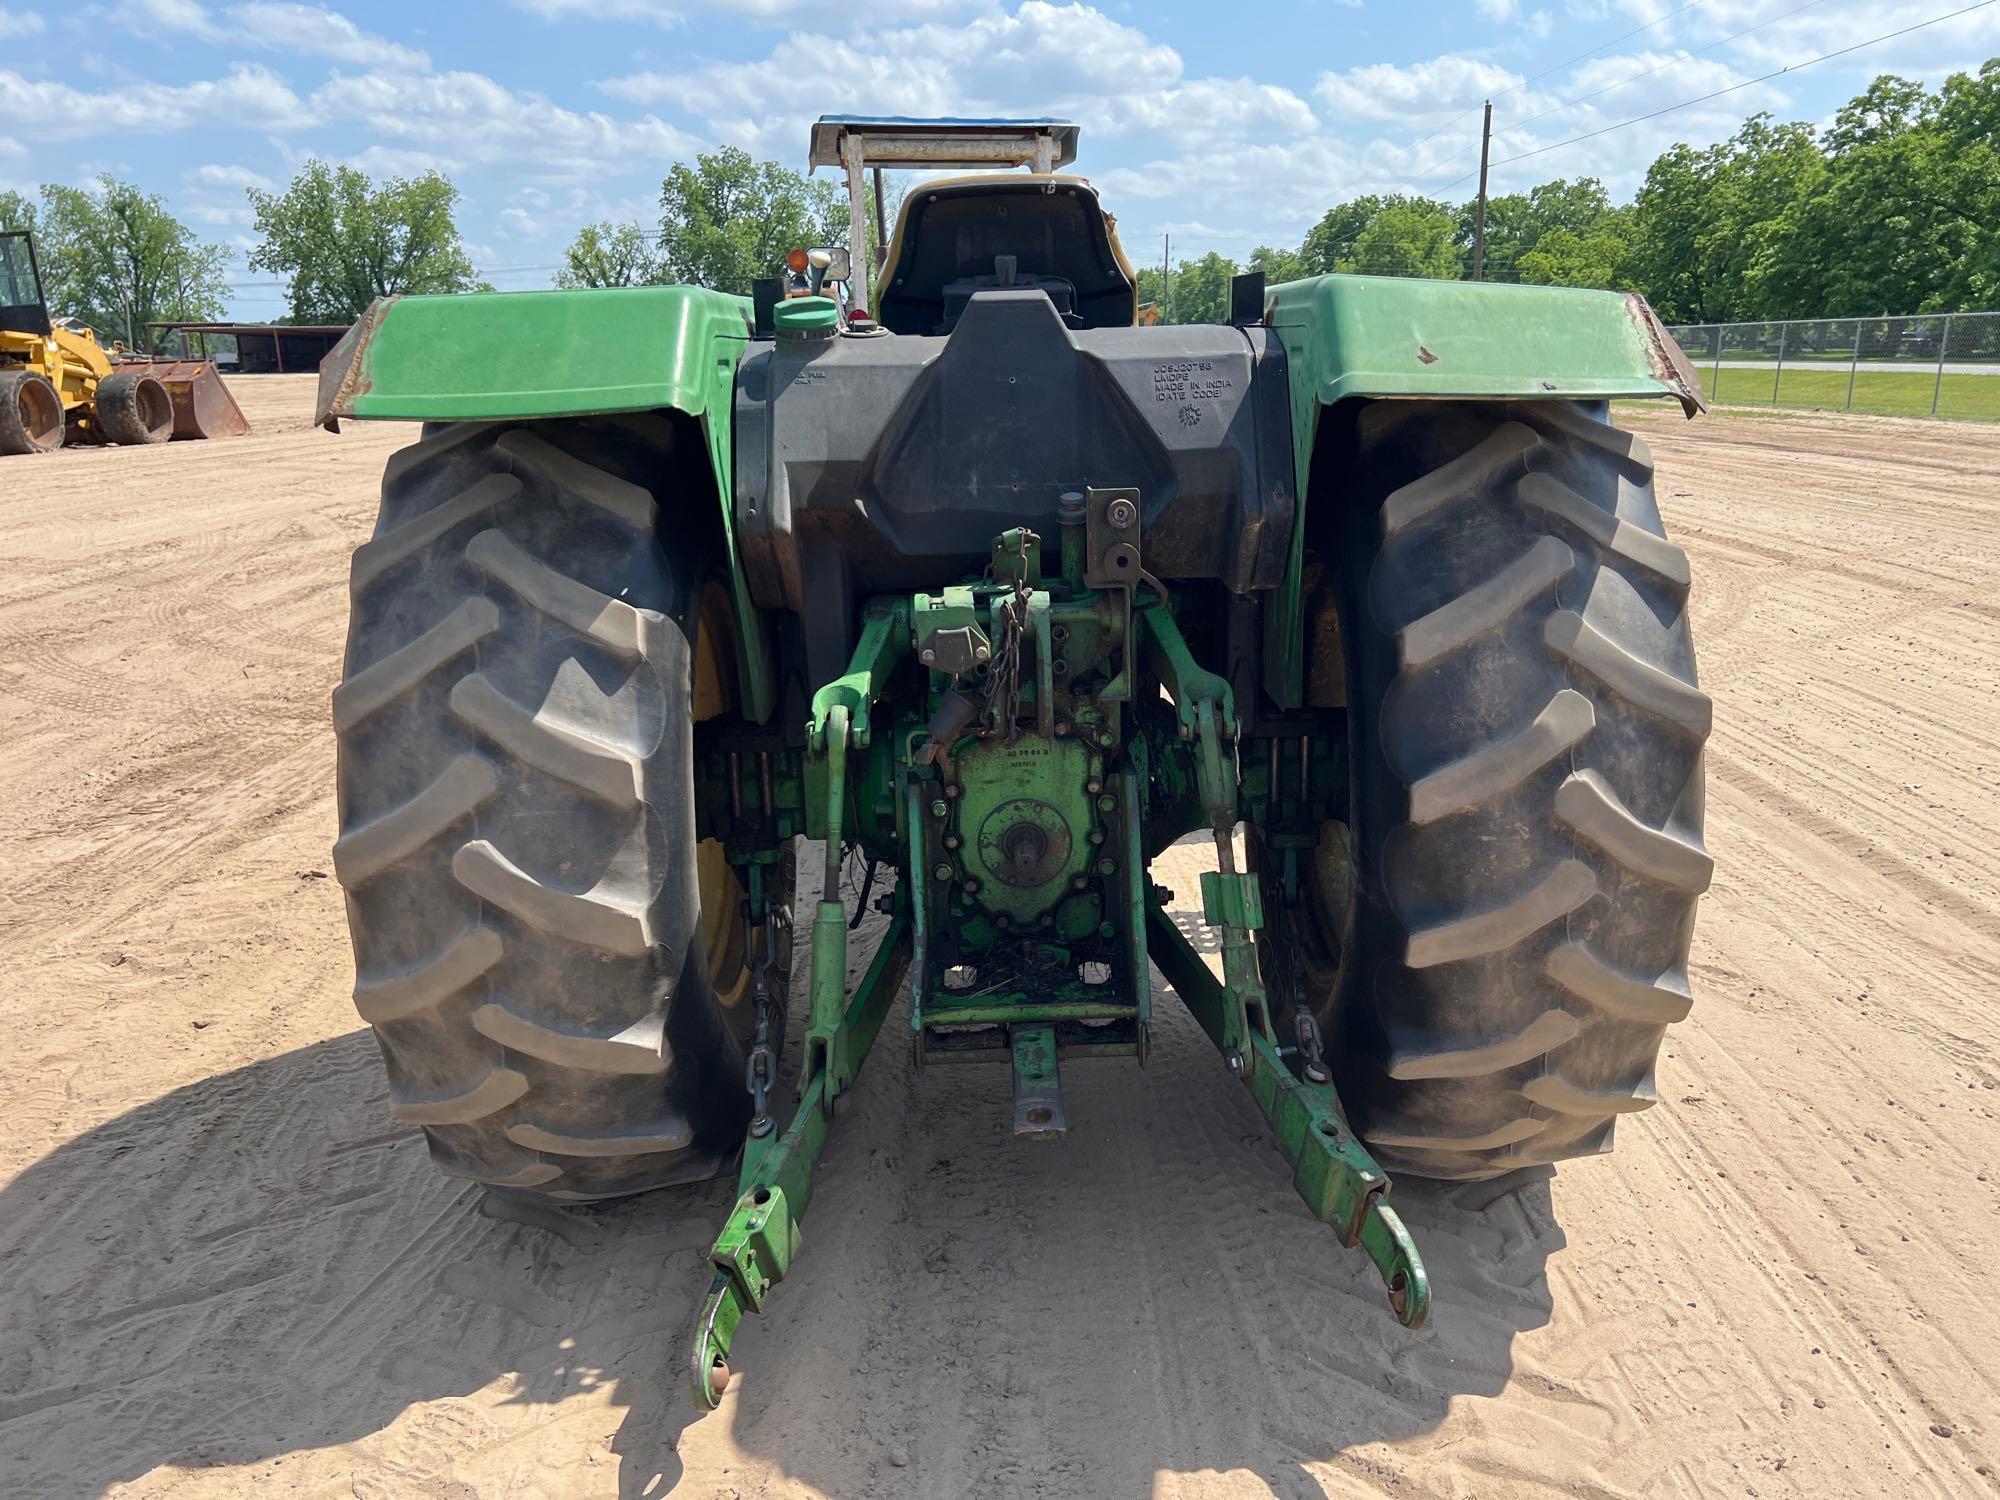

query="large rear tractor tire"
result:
[334,418,790,1200]
[1287,400,1711,1182]
[95,371,174,445]
[0,370,64,455]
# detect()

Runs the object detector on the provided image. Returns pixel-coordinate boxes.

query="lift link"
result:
[799,601,908,1102]
[691,621,915,1409]
[1139,604,1430,1331]
[1141,604,1272,1065]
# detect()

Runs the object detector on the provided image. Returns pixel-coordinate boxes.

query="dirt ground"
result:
[1,377,1995,1499]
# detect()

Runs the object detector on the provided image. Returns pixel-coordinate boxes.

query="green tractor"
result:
[319,118,1711,1406]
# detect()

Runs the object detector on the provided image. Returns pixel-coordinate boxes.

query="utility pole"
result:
[1162,231,1171,320]
[1472,99,1493,282]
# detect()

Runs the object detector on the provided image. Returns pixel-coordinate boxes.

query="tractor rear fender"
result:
[1260,273,1705,709]
[314,285,777,721]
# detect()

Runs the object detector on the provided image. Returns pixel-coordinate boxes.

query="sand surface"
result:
[1,377,1995,1498]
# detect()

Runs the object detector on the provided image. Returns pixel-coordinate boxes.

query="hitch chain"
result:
[982,550,1035,742]
[1292,1006,1331,1085]
[743,897,787,1139]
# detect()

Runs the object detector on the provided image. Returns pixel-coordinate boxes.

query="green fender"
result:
[1257,272,1705,708]
[314,285,777,722]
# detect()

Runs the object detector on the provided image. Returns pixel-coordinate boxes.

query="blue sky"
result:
[2,0,1996,318]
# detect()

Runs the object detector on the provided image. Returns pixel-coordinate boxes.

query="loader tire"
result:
[334,418,791,1200]
[95,372,174,445]
[1291,401,1710,1182]
[0,370,64,454]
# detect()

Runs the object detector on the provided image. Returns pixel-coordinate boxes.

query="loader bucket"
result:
[141,361,250,440]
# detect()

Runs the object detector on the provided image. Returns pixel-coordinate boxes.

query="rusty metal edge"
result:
[1626,292,1707,417]
[315,297,397,434]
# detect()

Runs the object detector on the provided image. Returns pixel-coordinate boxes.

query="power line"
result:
[1438,0,2000,190]
[1501,0,1834,137]
[1410,0,1710,153]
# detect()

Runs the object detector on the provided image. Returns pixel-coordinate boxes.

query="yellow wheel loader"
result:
[0,230,248,456]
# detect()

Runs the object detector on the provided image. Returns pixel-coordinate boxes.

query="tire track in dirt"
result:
[1631,1050,1992,1498]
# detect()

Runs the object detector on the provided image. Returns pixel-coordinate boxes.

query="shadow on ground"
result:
[0,1000,1561,1499]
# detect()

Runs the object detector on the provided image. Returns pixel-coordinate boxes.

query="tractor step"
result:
[1010,1025,1066,1138]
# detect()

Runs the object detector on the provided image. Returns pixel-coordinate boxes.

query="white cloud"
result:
[1699,0,2000,79]
[1101,79,1317,144]
[497,193,547,239]
[602,2,1305,155]
[515,0,966,24]
[123,0,215,34]
[0,64,310,140]
[343,142,457,178]
[231,4,429,70]
[605,4,1182,117]
[1433,50,1790,198]
[1113,32,1799,233]
[1475,0,1518,19]
[115,0,427,68]
[0,8,44,37]
[187,161,277,188]
[1614,0,1680,27]
[1315,55,1525,124]
[1539,47,1783,125]
[309,70,697,175]
[1096,133,1372,240]
[181,161,278,224]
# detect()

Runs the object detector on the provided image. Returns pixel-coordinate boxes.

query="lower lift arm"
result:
[1140,603,1429,1329]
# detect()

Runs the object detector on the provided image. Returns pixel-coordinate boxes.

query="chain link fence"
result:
[1665,312,2000,422]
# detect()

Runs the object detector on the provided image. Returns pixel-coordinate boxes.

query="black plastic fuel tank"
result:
[734,289,1295,684]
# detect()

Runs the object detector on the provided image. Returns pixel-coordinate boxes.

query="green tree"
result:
[1289,195,1463,280]
[1936,59,2000,308]
[1343,199,1462,279]
[656,146,847,295]
[1516,222,1631,289]
[1136,263,1163,314]
[1247,243,1305,285]
[1166,250,1238,323]
[557,221,662,288]
[1623,114,1823,322]
[1753,72,1995,319]
[33,176,228,349]
[248,160,484,323]
[1459,177,1621,282]
[0,189,35,234]
[1299,195,1397,274]
[1135,251,1240,324]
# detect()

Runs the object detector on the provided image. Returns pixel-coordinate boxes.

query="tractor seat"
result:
[875,175,1137,338]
